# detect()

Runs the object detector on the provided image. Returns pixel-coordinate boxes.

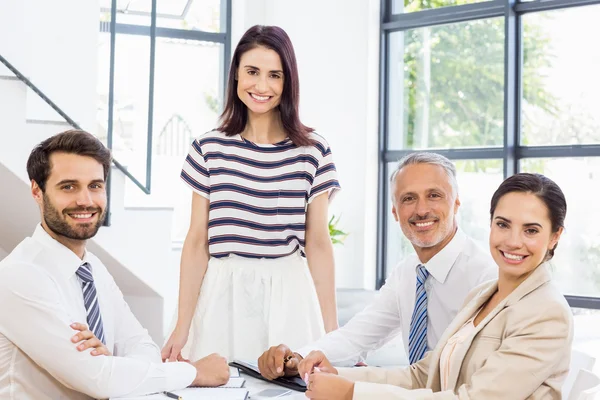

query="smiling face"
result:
[33,152,107,244]
[489,191,562,282]
[236,45,284,116]
[391,163,460,260]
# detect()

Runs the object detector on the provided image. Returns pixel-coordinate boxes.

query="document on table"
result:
[213,377,245,388]
[114,387,249,400]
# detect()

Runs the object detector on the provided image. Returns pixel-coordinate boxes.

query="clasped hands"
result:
[258,344,355,400]
[70,322,230,387]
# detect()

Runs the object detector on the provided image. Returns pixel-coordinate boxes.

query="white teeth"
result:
[70,213,93,219]
[251,93,269,101]
[415,221,434,227]
[503,252,524,261]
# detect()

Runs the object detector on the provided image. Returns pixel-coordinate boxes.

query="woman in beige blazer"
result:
[302,173,574,400]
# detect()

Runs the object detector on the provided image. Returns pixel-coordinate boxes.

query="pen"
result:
[162,391,182,400]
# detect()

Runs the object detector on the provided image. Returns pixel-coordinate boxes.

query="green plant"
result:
[328,215,348,245]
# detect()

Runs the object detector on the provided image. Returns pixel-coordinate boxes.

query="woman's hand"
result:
[298,350,337,379]
[161,327,189,362]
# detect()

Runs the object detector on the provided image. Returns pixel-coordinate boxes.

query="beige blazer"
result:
[338,264,573,399]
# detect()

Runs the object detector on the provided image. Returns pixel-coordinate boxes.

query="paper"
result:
[171,387,249,399]
[230,367,241,377]
[115,388,249,400]
[219,377,245,388]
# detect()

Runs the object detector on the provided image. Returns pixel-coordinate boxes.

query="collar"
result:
[420,227,467,284]
[32,224,90,280]
[504,262,552,306]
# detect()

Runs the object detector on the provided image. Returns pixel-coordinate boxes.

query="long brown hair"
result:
[218,25,314,147]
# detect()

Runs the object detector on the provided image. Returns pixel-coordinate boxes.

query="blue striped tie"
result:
[76,262,106,345]
[408,264,429,364]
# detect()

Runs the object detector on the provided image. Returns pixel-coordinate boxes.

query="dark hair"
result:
[27,129,112,192]
[490,173,567,259]
[218,25,314,147]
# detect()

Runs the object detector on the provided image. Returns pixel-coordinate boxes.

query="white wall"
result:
[232,0,381,289]
[0,0,98,129]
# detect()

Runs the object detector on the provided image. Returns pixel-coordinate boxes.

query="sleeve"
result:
[297,265,404,366]
[338,350,432,392]
[343,301,572,400]
[107,271,162,363]
[0,266,196,399]
[180,138,210,199]
[308,141,341,204]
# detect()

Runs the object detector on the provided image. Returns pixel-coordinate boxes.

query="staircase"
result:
[0,72,180,344]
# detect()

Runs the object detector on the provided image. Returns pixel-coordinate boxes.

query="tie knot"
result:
[76,262,94,283]
[416,264,429,284]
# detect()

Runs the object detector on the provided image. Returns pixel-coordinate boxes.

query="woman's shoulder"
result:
[194,129,229,142]
[306,131,335,157]
[507,276,573,331]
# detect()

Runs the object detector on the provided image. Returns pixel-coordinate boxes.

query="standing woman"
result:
[162,25,341,362]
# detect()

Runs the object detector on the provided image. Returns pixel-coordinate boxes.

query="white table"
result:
[112,371,306,400]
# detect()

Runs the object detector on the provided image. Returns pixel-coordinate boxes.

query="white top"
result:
[439,313,479,391]
[181,130,340,259]
[297,228,497,365]
[0,225,196,400]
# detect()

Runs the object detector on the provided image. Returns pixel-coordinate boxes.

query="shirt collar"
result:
[420,227,467,284]
[32,224,90,280]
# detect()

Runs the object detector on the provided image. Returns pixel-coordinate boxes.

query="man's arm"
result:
[297,265,405,366]
[0,267,196,399]
[105,269,163,362]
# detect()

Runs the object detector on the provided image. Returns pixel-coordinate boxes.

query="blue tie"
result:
[76,262,106,345]
[408,264,429,364]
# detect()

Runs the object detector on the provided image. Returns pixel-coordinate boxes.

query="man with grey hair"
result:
[257,152,497,380]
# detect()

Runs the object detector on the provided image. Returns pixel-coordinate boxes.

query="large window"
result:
[379,0,600,309]
[97,0,230,234]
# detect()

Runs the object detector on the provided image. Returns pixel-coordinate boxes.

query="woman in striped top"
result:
[161,25,341,363]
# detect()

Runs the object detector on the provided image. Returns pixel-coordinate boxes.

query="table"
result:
[112,371,306,400]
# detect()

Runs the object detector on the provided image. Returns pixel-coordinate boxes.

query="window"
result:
[379,0,600,310]
[97,0,230,231]
[387,19,505,150]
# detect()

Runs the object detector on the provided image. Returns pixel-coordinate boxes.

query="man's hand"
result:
[298,350,337,380]
[258,344,303,380]
[70,322,111,356]
[305,371,354,400]
[191,353,230,387]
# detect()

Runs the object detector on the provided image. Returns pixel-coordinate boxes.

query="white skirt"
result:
[178,252,325,362]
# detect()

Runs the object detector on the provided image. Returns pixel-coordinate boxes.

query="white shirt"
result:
[0,225,196,399]
[297,228,497,366]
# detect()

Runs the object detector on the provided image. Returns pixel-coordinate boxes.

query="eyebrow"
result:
[494,216,543,228]
[399,188,444,197]
[243,65,283,74]
[55,179,105,186]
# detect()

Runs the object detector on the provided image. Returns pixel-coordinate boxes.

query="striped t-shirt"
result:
[181,130,341,259]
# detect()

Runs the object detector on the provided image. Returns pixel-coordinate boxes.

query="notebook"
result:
[228,360,307,392]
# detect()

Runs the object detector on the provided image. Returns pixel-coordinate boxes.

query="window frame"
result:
[99,0,231,225]
[377,0,600,310]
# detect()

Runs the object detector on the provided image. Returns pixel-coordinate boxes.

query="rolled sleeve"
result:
[181,139,210,199]
[308,145,341,204]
